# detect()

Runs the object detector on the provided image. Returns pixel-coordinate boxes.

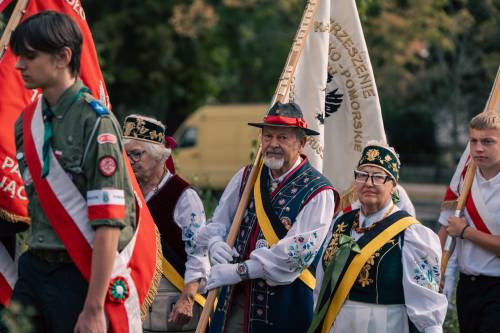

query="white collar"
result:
[144,169,172,202]
[476,167,500,185]
[359,199,398,228]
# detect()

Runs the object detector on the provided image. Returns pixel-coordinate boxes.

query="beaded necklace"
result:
[352,204,395,234]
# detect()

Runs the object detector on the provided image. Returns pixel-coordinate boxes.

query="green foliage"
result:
[198,187,219,219]
[444,290,459,332]
[1,302,35,333]
[2,0,499,162]
[360,0,500,161]
[83,0,303,130]
[0,14,5,33]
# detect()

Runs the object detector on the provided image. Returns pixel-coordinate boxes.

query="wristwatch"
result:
[236,262,250,281]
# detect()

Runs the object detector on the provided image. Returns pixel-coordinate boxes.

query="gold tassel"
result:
[0,208,31,224]
[441,200,457,211]
[339,185,357,212]
[140,225,163,320]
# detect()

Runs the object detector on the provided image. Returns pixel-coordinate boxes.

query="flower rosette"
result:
[108,276,129,303]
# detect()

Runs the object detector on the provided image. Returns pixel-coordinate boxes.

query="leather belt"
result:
[29,249,72,263]
[460,272,500,282]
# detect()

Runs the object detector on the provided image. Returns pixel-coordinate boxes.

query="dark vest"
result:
[323,209,405,304]
[321,209,420,332]
[210,158,335,333]
[147,174,191,276]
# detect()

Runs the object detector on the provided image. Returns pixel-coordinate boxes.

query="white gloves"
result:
[206,263,242,290]
[206,260,265,290]
[442,253,458,309]
[208,236,238,265]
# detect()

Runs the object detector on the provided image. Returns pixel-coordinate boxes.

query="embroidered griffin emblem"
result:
[316,74,344,124]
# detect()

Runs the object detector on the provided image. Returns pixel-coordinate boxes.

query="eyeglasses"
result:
[354,170,391,186]
[126,150,146,162]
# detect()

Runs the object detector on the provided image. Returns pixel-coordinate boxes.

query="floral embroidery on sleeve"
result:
[286,232,319,272]
[183,212,203,255]
[413,257,440,292]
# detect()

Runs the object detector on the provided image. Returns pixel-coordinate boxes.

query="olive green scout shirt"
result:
[15,79,136,251]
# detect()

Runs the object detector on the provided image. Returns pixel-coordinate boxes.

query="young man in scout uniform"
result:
[439,112,500,333]
[197,102,338,333]
[123,115,209,331]
[9,11,148,332]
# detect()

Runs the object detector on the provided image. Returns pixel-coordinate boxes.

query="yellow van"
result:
[173,104,267,189]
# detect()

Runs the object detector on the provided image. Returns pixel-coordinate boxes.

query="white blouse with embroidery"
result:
[146,171,210,285]
[314,200,447,333]
[197,159,336,286]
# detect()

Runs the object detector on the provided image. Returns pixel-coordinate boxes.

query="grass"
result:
[444,289,460,332]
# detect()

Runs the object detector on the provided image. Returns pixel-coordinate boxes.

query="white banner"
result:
[288,0,386,193]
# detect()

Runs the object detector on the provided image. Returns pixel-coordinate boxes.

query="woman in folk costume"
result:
[123,115,210,331]
[309,142,447,333]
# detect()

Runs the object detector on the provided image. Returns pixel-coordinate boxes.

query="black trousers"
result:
[457,273,500,333]
[8,251,88,333]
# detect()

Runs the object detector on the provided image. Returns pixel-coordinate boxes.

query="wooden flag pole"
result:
[0,0,29,60]
[440,66,500,291]
[439,162,475,291]
[194,1,321,332]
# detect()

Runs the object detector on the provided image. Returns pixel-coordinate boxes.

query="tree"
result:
[2,0,499,168]
[82,0,304,130]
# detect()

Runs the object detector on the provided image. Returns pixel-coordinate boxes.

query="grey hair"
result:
[295,128,306,141]
[123,138,171,163]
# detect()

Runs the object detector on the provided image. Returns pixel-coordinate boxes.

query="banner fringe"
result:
[0,208,30,224]
[339,185,357,212]
[141,225,163,320]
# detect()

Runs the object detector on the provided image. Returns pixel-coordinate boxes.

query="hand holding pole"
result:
[194,1,322,332]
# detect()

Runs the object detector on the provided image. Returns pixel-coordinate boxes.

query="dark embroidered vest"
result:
[322,209,405,304]
[210,158,335,333]
[321,209,420,333]
[147,174,191,276]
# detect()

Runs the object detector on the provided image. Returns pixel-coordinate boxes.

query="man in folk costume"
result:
[123,115,209,331]
[438,112,500,333]
[197,101,338,333]
[9,11,157,332]
[310,142,447,333]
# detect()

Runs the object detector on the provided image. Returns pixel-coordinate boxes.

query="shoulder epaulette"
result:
[82,93,109,116]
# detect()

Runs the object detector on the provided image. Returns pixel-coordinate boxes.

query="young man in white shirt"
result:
[439,112,500,333]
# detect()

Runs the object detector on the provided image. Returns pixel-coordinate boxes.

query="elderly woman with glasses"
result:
[309,142,447,333]
[123,115,210,332]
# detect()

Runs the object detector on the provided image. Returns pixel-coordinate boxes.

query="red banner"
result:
[0,0,110,224]
[0,0,111,306]
[0,0,13,13]
[0,50,31,223]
